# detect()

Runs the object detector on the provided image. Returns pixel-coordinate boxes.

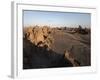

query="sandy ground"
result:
[50,30,91,66]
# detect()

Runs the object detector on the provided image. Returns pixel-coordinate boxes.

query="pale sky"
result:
[23,10,91,28]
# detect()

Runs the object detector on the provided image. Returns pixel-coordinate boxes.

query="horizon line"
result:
[23,24,91,28]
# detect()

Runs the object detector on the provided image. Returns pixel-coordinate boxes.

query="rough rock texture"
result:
[24,26,53,49]
[23,38,73,69]
[23,26,91,69]
[64,50,80,66]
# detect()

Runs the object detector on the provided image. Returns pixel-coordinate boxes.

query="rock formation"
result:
[64,50,80,66]
[23,25,91,69]
[24,26,53,50]
[23,38,73,69]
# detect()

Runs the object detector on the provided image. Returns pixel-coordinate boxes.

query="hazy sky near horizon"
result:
[23,10,91,28]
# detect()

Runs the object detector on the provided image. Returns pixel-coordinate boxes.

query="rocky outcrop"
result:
[24,26,53,50]
[23,25,91,69]
[64,50,80,66]
[76,25,89,34]
[23,38,73,69]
